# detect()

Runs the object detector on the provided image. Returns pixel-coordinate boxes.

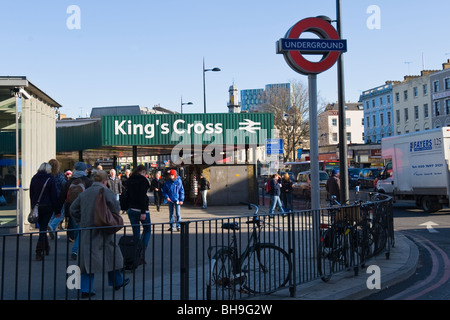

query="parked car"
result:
[357,167,383,189]
[348,168,362,189]
[293,170,329,199]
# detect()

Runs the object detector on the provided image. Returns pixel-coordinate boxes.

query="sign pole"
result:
[308,74,320,211]
[336,0,349,205]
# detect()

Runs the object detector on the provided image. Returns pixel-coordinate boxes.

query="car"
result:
[357,167,383,189]
[348,168,363,189]
[292,170,329,199]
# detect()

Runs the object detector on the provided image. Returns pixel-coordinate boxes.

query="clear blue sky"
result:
[1,0,449,118]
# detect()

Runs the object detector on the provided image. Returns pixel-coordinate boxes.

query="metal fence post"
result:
[180,221,190,300]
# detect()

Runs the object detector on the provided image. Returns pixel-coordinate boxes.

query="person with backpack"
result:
[59,162,93,260]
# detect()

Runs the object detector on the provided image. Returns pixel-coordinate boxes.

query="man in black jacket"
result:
[150,171,164,212]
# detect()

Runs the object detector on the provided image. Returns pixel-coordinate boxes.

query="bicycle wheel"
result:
[207,251,236,300]
[318,228,337,282]
[241,244,291,294]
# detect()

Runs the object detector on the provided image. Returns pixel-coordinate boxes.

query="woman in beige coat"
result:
[70,170,129,298]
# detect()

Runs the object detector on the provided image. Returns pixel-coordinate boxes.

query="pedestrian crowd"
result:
[29,160,205,298]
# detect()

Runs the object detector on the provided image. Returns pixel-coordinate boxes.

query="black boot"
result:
[36,241,44,261]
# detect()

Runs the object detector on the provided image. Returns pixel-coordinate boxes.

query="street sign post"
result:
[265,139,283,155]
[277,17,346,211]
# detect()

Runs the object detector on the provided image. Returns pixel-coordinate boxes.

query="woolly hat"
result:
[74,162,87,171]
[169,169,177,176]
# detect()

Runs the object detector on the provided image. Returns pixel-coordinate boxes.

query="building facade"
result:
[318,102,364,146]
[240,83,292,112]
[392,71,437,135]
[430,60,450,128]
[360,82,395,144]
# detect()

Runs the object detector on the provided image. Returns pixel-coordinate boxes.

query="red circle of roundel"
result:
[285,17,341,74]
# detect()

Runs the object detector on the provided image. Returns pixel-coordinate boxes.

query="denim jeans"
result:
[201,190,208,208]
[127,209,151,249]
[48,205,65,231]
[269,195,284,215]
[81,270,124,293]
[168,202,181,229]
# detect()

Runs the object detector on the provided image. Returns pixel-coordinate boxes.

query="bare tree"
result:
[258,80,323,161]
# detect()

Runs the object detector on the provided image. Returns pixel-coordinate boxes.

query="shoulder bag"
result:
[28,178,50,224]
[94,188,123,234]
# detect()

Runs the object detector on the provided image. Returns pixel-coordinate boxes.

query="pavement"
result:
[146,200,419,301]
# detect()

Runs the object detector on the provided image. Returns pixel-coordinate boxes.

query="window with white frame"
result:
[414,106,419,120]
[434,80,440,93]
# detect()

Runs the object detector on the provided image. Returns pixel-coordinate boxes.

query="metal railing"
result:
[0,192,393,300]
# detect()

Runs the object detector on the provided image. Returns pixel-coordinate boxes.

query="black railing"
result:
[0,192,393,300]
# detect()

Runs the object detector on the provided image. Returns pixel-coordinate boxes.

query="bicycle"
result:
[317,196,376,282]
[206,203,292,300]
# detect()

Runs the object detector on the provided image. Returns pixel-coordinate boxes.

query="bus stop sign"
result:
[276,17,347,75]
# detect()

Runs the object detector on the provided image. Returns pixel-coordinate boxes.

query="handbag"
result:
[27,178,50,224]
[94,188,123,234]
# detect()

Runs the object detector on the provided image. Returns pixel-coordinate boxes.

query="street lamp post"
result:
[203,57,221,114]
[180,96,193,114]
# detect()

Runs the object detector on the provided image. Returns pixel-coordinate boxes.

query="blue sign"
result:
[277,38,347,54]
[266,139,283,155]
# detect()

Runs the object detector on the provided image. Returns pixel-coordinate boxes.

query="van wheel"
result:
[421,196,441,213]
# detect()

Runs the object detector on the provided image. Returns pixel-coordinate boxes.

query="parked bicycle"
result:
[317,196,376,282]
[206,203,292,300]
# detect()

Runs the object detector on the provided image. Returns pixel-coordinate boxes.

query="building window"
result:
[380,113,384,126]
[414,106,419,120]
[346,118,351,126]
[446,78,450,90]
[395,92,400,102]
[396,110,400,123]
[332,118,337,126]
[366,101,369,109]
[423,84,428,95]
[387,111,391,124]
[404,108,409,121]
[346,132,351,142]
[373,115,376,127]
[366,116,370,127]
[404,90,408,101]
[446,100,450,115]
[372,99,375,108]
[424,104,429,118]
[380,97,383,105]
[435,101,440,116]
[332,133,338,142]
[414,87,418,97]
[387,95,391,104]
[434,80,440,93]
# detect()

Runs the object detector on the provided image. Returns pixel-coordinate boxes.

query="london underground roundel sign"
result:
[276,17,347,75]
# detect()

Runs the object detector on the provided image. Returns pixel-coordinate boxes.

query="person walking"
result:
[150,171,164,212]
[326,168,341,203]
[268,173,285,216]
[126,164,151,251]
[30,162,60,261]
[280,172,293,212]
[119,169,131,214]
[47,159,68,240]
[162,169,185,231]
[59,162,93,260]
[69,170,129,298]
[198,173,210,209]
[107,169,122,202]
